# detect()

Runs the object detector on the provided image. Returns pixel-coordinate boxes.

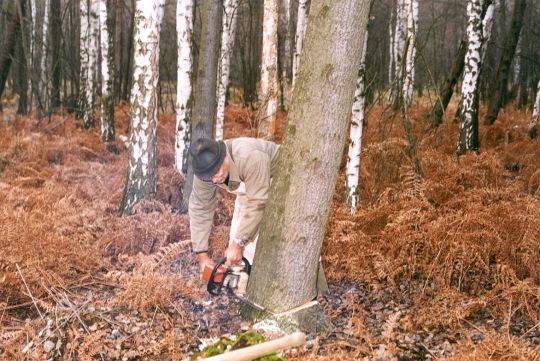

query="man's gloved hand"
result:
[225,241,244,266]
[196,252,215,278]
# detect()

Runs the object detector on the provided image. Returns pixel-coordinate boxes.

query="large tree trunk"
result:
[216,0,240,141]
[50,0,62,109]
[246,0,372,329]
[345,31,368,214]
[529,80,540,139]
[0,0,25,112]
[119,0,165,214]
[100,0,115,141]
[291,0,308,88]
[180,0,223,213]
[258,0,279,140]
[174,0,194,174]
[457,0,484,155]
[484,0,526,125]
[430,0,493,128]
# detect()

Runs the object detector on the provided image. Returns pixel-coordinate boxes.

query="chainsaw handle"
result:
[207,257,251,296]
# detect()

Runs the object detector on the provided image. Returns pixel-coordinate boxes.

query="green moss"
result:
[193,331,287,360]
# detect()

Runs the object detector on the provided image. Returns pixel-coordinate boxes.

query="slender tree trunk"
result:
[345,31,368,213]
[216,0,240,141]
[430,0,493,128]
[174,0,194,174]
[246,0,372,326]
[278,0,291,111]
[389,0,406,109]
[0,0,24,112]
[28,0,36,109]
[78,0,90,120]
[16,0,28,114]
[180,0,223,213]
[291,0,308,87]
[100,0,115,141]
[457,0,484,155]
[123,0,136,102]
[529,80,540,139]
[388,2,395,87]
[258,0,279,140]
[40,0,50,110]
[402,0,418,106]
[484,0,526,125]
[50,0,62,108]
[114,0,122,102]
[119,0,165,214]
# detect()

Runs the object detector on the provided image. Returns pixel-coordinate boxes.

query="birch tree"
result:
[402,0,418,106]
[174,0,194,174]
[40,0,50,110]
[529,80,540,139]
[291,0,308,87]
[258,0,279,140]
[345,32,368,214]
[99,0,115,141]
[246,0,373,330]
[457,0,483,154]
[28,0,36,108]
[119,0,165,214]
[389,0,407,108]
[215,0,240,141]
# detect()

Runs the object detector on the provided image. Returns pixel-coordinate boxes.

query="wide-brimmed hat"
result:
[190,138,226,180]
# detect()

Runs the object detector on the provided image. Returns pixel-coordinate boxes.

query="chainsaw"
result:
[202,257,264,311]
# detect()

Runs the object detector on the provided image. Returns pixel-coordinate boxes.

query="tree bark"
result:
[258,0,279,140]
[529,80,540,139]
[50,0,61,108]
[175,0,194,174]
[119,0,165,214]
[16,0,28,114]
[291,0,308,88]
[345,31,368,213]
[246,0,372,323]
[430,0,493,128]
[41,0,50,110]
[180,0,223,213]
[278,0,292,111]
[484,0,526,125]
[402,0,418,106]
[216,0,240,141]
[100,0,115,141]
[389,0,407,109]
[0,0,25,112]
[114,0,122,102]
[457,0,484,155]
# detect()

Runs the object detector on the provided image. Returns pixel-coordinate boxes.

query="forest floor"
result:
[1,99,540,360]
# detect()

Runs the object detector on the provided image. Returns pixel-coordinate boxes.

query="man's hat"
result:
[190,138,226,180]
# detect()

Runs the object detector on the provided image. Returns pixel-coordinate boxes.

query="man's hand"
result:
[225,241,244,266]
[196,252,215,278]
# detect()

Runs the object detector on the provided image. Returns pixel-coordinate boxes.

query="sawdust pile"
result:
[1,101,539,359]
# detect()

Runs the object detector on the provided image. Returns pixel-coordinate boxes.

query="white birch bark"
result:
[346,32,368,214]
[83,0,99,128]
[480,2,494,64]
[215,0,239,141]
[258,0,279,139]
[457,0,483,153]
[120,0,165,213]
[403,0,418,105]
[175,0,194,174]
[100,0,115,141]
[40,0,50,109]
[389,0,406,104]
[79,0,91,125]
[292,0,308,87]
[512,33,521,87]
[530,80,540,138]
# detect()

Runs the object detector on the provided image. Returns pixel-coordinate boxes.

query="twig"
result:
[60,291,90,334]
[15,263,45,320]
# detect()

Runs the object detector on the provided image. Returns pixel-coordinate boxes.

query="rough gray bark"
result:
[246,0,373,327]
[484,0,526,125]
[0,0,24,112]
[15,0,28,114]
[180,0,223,213]
[50,0,62,108]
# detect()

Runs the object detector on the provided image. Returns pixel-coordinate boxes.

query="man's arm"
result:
[189,176,218,254]
[235,151,271,243]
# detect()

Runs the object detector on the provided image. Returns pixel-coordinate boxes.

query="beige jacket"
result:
[189,137,280,253]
